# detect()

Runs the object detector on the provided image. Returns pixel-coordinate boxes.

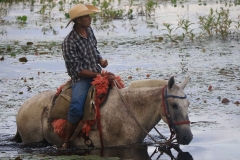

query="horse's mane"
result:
[128,79,168,89]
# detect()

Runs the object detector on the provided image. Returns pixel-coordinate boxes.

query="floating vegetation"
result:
[18,57,27,62]
[177,18,195,42]
[159,6,240,43]
[38,0,57,20]
[0,0,239,43]
[16,15,27,24]
[145,0,157,17]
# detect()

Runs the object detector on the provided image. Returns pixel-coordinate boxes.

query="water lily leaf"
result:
[234,101,240,105]
[22,15,27,22]
[65,13,70,19]
[158,37,163,42]
[222,98,230,104]
[19,57,28,62]
[17,16,22,20]
[10,52,16,57]
[27,42,33,45]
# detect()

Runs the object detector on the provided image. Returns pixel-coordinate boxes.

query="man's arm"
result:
[78,69,115,81]
[78,69,101,78]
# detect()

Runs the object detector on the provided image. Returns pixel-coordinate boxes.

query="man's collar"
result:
[72,24,91,40]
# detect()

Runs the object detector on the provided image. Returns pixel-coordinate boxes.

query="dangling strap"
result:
[95,92,104,148]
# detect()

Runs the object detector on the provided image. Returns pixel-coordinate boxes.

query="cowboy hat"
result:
[65,4,101,28]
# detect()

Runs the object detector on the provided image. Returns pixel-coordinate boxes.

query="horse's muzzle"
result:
[178,134,193,145]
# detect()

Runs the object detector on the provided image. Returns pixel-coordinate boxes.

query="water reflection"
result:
[0,137,193,160]
[177,152,193,160]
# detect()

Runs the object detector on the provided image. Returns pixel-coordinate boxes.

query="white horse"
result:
[13,76,192,148]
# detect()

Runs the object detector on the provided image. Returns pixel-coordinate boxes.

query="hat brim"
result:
[65,5,101,28]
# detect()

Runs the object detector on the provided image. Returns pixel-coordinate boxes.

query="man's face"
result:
[78,15,91,27]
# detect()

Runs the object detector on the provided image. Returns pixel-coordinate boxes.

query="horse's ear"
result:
[168,76,175,90]
[179,75,191,90]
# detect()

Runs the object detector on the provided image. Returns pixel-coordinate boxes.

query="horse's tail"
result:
[11,130,22,143]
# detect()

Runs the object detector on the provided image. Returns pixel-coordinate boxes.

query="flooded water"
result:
[1,0,240,159]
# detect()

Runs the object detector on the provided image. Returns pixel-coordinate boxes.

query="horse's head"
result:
[160,76,193,145]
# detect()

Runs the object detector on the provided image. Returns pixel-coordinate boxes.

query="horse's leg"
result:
[11,130,22,143]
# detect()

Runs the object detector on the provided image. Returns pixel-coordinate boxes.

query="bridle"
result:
[161,85,190,140]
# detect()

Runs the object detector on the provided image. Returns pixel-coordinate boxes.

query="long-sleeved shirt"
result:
[62,26,102,84]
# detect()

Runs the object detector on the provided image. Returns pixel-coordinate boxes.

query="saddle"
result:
[49,80,104,121]
[50,73,124,146]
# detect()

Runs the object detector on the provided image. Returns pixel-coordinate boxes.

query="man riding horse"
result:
[61,3,115,149]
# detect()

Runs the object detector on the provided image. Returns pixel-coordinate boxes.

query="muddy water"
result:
[1,0,240,159]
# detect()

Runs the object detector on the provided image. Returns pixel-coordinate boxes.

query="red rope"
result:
[95,93,104,148]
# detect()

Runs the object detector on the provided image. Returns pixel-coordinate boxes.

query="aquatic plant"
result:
[16,15,27,24]
[98,0,114,21]
[145,0,157,17]
[197,8,215,37]
[64,12,70,19]
[38,0,57,20]
[0,7,7,21]
[0,30,7,35]
[177,18,195,42]
[93,0,128,21]
[42,25,58,35]
[213,7,232,39]
[197,7,232,39]
[58,1,65,11]
[233,20,240,39]
[127,8,133,19]
[162,23,178,43]
[125,0,134,19]
[6,45,12,52]
[171,0,177,7]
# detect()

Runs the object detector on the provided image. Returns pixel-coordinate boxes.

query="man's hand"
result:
[106,72,115,81]
[101,72,115,81]
[99,59,108,68]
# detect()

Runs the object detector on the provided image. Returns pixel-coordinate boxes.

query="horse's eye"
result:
[172,104,178,109]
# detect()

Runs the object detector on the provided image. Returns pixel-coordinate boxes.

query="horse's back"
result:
[16,90,55,143]
[128,79,168,89]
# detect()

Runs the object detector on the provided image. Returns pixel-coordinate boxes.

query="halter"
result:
[161,85,190,140]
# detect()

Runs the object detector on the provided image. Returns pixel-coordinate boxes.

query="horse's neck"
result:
[121,87,162,129]
[101,86,163,144]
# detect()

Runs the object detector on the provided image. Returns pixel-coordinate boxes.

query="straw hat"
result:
[65,4,101,28]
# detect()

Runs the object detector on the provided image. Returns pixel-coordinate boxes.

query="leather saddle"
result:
[49,80,100,121]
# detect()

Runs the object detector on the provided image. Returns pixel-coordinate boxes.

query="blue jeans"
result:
[67,78,93,124]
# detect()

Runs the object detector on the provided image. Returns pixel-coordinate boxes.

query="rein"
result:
[112,80,177,146]
[161,85,190,140]
[113,80,162,144]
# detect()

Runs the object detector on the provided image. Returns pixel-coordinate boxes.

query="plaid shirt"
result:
[62,26,102,84]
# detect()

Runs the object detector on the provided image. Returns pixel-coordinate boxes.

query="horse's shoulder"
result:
[128,79,168,89]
